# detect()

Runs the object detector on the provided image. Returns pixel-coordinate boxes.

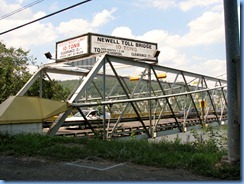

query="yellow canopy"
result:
[0,96,68,124]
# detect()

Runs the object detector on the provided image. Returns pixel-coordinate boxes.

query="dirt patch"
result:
[0,155,220,181]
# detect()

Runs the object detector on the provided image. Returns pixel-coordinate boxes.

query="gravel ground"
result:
[0,155,220,181]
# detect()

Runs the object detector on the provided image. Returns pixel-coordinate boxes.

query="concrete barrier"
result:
[0,123,43,135]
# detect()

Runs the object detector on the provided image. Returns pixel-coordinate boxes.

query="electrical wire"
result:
[0,0,44,20]
[0,0,92,36]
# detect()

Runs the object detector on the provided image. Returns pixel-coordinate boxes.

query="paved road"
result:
[0,155,219,181]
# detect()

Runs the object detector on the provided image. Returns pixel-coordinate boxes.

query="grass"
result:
[0,129,240,180]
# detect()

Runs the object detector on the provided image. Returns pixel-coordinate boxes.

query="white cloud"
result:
[16,0,25,4]
[182,11,224,46]
[179,0,221,11]
[157,46,188,68]
[57,19,94,37]
[91,8,116,27]
[185,59,226,77]
[0,1,57,49]
[133,0,222,11]
[1,20,57,49]
[57,8,116,37]
[110,7,225,77]
[134,0,176,9]
[0,0,226,79]
[27,64,39,74]
[136,30,182,48]
[0,0,43,21]
[134,11,224,48]
[0,0,20,16]
[125,10,224,49]
[0,3,117,49]
[33,11,46,19]
[111,27,135,38]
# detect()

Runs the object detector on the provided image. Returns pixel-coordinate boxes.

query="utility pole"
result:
[223,0,240,163]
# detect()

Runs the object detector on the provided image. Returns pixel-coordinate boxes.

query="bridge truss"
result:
[17,53,227,139]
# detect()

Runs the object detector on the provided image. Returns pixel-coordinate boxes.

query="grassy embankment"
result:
[0,125,239,180]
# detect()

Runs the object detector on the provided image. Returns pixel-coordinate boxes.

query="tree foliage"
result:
[0,41,70,103]
[26,78,71,101]
[0,42,31,102]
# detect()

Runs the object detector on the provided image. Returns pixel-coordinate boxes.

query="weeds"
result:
[190,126,228,152]
[0,129,240,180]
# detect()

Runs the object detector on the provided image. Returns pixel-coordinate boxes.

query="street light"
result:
[153,50,160,57]
[44,52,53,60]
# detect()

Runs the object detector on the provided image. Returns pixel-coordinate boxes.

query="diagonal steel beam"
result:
[151,66,183,132]
[68,54,106,103]
[202,77,220,124]
[106,57,151,138]
[16,66,44,96]
[46,108,72,136]
[181,72,202,123]
[77,108,95,133]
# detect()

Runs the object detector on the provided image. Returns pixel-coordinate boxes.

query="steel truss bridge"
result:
[17,53,227,139]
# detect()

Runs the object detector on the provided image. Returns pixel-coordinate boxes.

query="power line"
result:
[0,0,44,20]
[0,0,92,36]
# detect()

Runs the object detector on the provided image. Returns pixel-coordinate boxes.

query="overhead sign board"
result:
[56,35,88,60]
[90,35,158,61]
[56,33,158,62]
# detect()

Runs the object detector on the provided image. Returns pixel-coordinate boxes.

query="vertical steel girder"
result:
[39,70,43,98]
[202,77,220,124]
[151,67,183,132]
[106,57,151,138]
[102,60,106,140]
[131,70,148,113]
[120,76,141,113]
[148,67,153,136]
[109,69,147,138]
[181,72,202,123]
[218,79,228,107]
[92,81,111,113]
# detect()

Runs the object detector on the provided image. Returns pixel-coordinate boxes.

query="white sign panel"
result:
[90,35,157,60]
[56,35,88,60]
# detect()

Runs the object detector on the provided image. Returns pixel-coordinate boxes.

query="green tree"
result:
[0,41,70,102]
[26,78,71,101]
[0,42,31,102]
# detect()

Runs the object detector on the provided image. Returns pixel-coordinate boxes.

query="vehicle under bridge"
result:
[0,53,227,139]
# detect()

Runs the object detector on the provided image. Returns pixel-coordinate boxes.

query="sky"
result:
[0,0,241,79]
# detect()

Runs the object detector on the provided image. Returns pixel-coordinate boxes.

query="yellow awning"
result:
[0,96,68,124]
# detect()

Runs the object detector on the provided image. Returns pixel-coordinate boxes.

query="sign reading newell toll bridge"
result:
[56,33,159,62]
